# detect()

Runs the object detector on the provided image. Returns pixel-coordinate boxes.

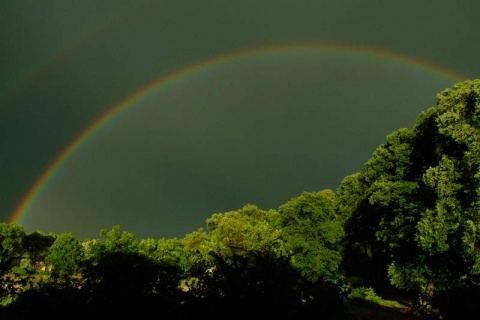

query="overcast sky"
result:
[1,0,479,240]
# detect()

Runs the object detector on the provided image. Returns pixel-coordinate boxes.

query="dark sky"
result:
[1,0,479,240]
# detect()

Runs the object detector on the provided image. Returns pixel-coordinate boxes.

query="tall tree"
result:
[23,231,56,261]
[278,190,344,283]
[0,222,25,273]
[338,79,480,316]
[45,232,84,279]
[388,80,480,293]
[337,128,418,287]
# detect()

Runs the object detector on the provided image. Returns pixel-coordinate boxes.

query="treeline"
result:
[1,194,346,320]
[1,79,480,319]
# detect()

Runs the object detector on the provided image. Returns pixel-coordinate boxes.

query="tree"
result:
[81,225,184,317]
[23,231,56,264]
[335,172,381,284]
[0,222,25,273]
[97,224,139,254]
[388,80,480,292]
[337,128,418,288]
[181,204,343,319]
[138,237,157,257]
[206,204,284,258]
[45,233,84,279]
[338,79,480,317]
[83,225,139,264]
[181,205,286,300]
[278,190,344,283]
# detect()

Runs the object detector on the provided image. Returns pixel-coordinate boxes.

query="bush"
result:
[10,266,28,277]
[347,286,382,304]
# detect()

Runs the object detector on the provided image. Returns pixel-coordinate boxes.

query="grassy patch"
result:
[343,285,417,320]
[344,295,415,320]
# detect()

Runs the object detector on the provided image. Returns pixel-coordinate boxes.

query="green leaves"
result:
[206,204,284,258]
[340,79,480,303]
[45,233,84,278]
[279,190,344,283]
[0,222,25,273]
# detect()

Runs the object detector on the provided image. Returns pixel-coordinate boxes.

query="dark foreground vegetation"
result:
[2,79,480,319]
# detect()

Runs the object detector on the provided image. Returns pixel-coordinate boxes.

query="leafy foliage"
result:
[279,190,344,283]
[45,233,84,279]
[206,204,284,258]
[338,79,480,317]
[347,286,383,304]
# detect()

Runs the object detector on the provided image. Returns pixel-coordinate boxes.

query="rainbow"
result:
[8,42,468,225]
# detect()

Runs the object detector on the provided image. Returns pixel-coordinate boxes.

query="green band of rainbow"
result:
[8,42,468,225]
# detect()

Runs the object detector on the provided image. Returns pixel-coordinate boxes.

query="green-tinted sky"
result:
[1,0,479,240]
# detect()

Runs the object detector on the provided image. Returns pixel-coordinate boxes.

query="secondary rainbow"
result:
[8,42,468,225]
[0,1,148,109]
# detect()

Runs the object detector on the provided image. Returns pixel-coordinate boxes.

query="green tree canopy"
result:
[337,80,480,310]
[0,222,25,273]
[278,190,344,283]
[45,232,84,278]
[206,204,284,258]
[23,231,56,259]
[83,225,139,263]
